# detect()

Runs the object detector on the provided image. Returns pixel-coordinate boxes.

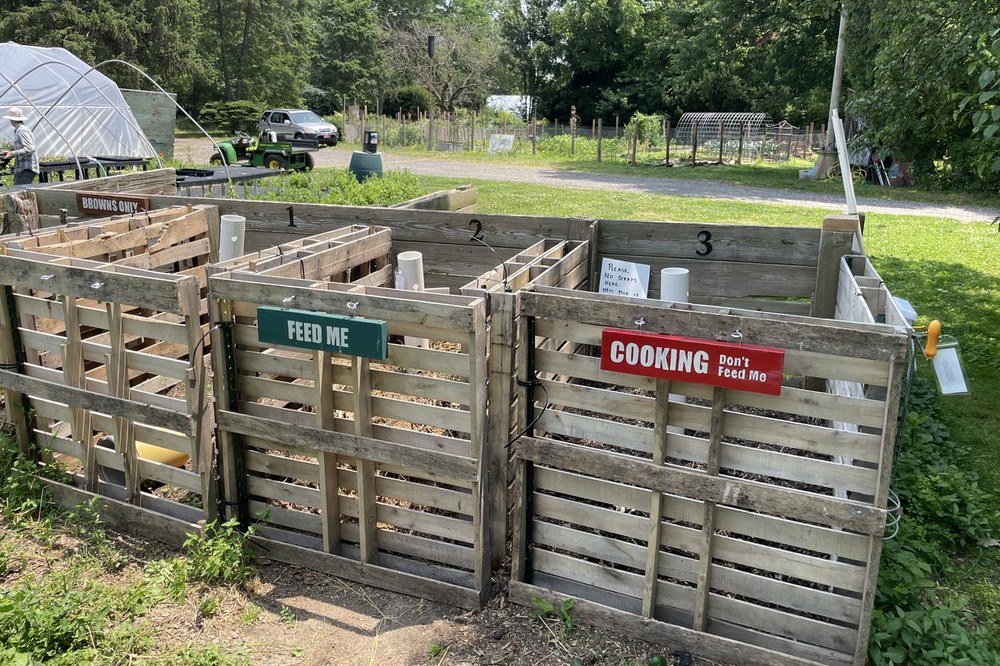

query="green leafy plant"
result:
[67,497,128,571]
[239,604,261,625]
[197,596,221,618]
[869,378,1000,664]
[279,604,297,627]
[246,169,422,207]
[528,596,577,635]
[427,643,447,660]
[182,518,258,587]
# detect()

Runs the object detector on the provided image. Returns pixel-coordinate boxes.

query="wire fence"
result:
[340,111,827,165]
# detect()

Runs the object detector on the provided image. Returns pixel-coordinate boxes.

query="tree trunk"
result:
[234,0,256,100]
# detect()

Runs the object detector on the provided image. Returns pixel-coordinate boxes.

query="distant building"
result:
[485,95,532,119]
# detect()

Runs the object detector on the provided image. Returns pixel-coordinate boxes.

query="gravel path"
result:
[174,138,996,223]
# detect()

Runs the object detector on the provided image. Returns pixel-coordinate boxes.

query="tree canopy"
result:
[0,0,996,188]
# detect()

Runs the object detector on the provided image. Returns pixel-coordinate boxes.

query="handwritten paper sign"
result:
[598,258,650,298]
[488,134,515,154]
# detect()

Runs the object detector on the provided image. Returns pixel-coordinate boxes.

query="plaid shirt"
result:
[10,123,39,175]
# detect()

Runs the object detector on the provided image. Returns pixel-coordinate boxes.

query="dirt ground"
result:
[2,523,724,666]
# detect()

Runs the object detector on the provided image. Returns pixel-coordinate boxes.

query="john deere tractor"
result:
[210,130,317,171]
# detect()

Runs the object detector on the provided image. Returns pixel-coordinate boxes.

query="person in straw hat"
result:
[3,107,39,185]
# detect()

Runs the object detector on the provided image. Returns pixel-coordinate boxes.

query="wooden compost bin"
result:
[506,218,909,666]
[208,233,494,609]
[460,237,592,563]
[16,177,913,664]
[0,205,220,523]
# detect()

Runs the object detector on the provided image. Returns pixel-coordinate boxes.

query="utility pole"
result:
[826,3,848,152]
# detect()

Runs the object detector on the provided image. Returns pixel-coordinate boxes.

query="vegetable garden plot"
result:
[509,286,909,666]
[0,247,212,520]
[208,272,493,609]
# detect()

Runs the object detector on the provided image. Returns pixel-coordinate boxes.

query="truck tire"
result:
[209,152,223,166]
[265,154,289,170]
[304,153,315,170]
[330,137,338,147]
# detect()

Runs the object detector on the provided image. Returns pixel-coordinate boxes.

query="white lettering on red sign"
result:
[600,328,785,395]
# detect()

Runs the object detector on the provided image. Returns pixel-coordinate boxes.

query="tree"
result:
[203,0,316,106]
[959,28,1000,177]
[498,0,559,120]
[383,19,501,112]
[313,0,385,105]
[649,0,836,122]
[846,0,998,184]
[544,0,650,120]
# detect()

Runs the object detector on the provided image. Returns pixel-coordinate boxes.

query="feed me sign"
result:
[600,328,785,395]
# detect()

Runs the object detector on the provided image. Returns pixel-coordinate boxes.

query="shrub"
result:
[388,84,435,115]
[198,101,264,134]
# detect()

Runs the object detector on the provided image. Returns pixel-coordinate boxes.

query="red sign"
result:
[600,328,785,395]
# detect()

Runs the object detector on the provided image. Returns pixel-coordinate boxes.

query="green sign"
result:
[257,306,388,360]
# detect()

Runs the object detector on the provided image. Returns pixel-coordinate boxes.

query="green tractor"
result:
[210,130,317,171]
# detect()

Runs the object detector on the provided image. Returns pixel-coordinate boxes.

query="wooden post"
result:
[471,110,476,150]
[486,291,516,566]
[591,118,596,139]
[691,121,698,167]
[570,107,576,156]
[352,356,376,562]
[665,119,671,165]
[0,285,34,457]
[811,214,863,319]
[630,125,638,166]
[717,122,724,163]
[692,387,726,631]
[737,122,746,164]
[642,377,672,617]
[597,118,603,163]
[615,115,619,139]
[316,351,343,555]
[531,111,537,155]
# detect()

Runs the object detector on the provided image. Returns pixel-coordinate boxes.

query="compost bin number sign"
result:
[600,328,785,395]
[257,306,388,360]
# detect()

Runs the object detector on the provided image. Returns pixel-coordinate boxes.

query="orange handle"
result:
[925,320,941,359]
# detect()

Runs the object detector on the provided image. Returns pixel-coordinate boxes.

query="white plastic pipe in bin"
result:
[396,251,430,350]
[659,267,690,434]
[219,214,246,262]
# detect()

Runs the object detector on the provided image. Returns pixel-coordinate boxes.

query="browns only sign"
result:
[75,192,151,216]
[600,328,785,395]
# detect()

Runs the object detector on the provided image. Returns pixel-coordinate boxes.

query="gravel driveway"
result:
[173,138,996,223]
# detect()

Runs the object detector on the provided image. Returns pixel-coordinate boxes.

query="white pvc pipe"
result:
[219,214,246,262]
[396,251,429,350]
[831,109,858,215]
[396,251,425,292]
[659,267,690,434]
[659,267,689,302]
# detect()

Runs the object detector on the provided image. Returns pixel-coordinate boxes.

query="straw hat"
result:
[3,107,27,122]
